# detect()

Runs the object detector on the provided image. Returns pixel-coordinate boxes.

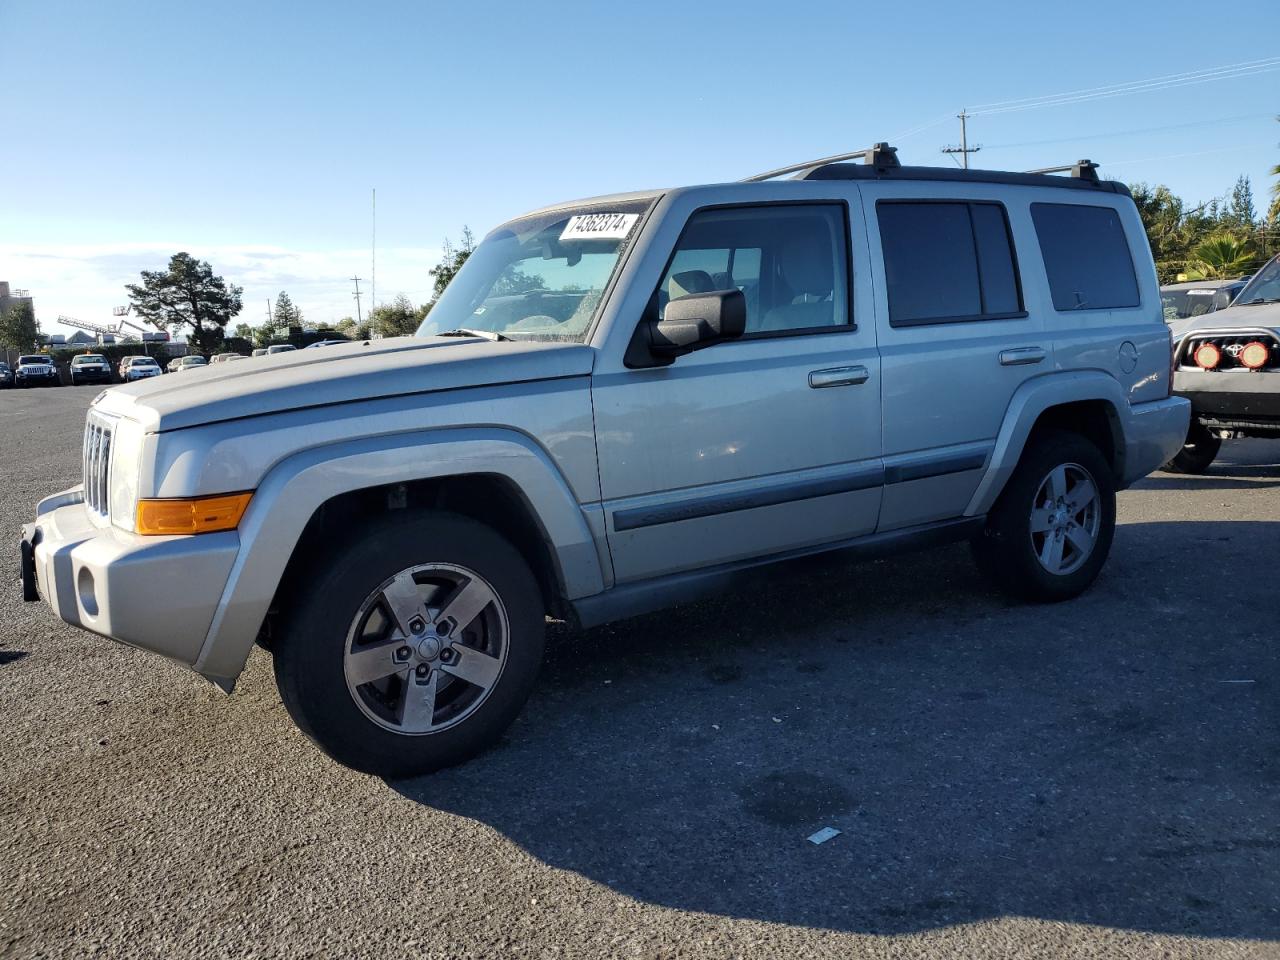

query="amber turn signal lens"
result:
[136,492,253,535]
[1194,342,1221,370]
[1239,341,1269,370]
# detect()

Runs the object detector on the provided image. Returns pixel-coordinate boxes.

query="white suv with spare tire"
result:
[22,144,1188,777]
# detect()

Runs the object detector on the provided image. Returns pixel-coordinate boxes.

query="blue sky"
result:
[1,0,1277,335]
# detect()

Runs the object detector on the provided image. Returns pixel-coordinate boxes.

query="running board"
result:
[571,516,984,630]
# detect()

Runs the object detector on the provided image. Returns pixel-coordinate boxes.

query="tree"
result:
[232,322,255,341]
[1226,175,1256,230]
[126,253,242,355]
[273,290,303,327]
[1189,233,1258,280]
[0,300,41,352]
[429,227,476,300]
[1270,116,1280,199]
[366,294,420,338]
[335,315,369,340]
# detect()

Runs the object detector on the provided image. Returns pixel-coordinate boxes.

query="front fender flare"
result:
[193,427,604,687]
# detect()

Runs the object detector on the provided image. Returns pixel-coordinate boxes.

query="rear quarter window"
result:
[1031,203,1139,312]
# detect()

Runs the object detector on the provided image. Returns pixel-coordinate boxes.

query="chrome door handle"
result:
[999,347,1047,366]
[808,365,869,388]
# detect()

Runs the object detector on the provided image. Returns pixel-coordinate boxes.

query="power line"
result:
[979,112,1275,151]
[967,56,1280,117]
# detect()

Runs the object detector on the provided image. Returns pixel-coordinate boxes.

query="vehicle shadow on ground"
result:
[392,520,1280,939]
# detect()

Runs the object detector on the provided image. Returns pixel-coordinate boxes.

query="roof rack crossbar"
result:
[742,142,900,182]
[1023,159,1100,183]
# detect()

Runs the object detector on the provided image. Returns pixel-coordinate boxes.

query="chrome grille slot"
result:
[82,416,115,518]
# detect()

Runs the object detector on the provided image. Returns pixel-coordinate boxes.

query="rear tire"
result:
[1162,422,1221,474]
[971,430,1116,603]
[273,511,545,777]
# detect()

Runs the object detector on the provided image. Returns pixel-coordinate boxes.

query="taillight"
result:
[1194,342,1221,370]
[1239,341,1269,370]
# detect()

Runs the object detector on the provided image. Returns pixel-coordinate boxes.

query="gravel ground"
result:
[2,385,1279,959]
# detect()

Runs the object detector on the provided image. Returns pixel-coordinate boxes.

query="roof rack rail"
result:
[742,142,900,182]
[1024,159,1100,183]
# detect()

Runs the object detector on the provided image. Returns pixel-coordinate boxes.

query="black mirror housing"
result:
[648,289,746,356]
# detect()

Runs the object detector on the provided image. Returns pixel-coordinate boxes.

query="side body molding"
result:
[965,370,1127,517]
[194,427,604,687]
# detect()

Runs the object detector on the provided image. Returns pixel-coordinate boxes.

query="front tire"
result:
[1163,422,1221,474]
[971,430,1116,603]
[273,511,545,777]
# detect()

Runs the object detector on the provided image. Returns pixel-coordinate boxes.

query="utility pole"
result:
[371,188,376,313]
[941,109,981,169]
[351,275,365,325]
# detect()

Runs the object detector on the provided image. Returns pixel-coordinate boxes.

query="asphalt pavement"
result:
[2,385,1279,959]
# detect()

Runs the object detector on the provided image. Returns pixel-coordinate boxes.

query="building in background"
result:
[0,281,35,320]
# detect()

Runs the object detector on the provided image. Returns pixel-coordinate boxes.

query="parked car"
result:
[14,354,59,387]
[1165,253,1280,472]
[266,344,297,355]
[122,356,163,382]
[0,362,13,388]
[305,340,349,349]
[1160,277,1250,322]
[21,144,1188,777]
[210,352,243,364]
[172,355,208,372]
[69,353,113,386]
[251,348,268,357]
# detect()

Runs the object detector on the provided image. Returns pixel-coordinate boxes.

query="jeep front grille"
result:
[1180,331,1280,371]
[83,416,114,517]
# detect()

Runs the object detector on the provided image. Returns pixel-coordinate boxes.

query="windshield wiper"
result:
[438,327,511,342]
[1239,297,1280,306]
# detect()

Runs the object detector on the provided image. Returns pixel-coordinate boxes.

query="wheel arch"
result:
[192,427,606,690]
[966,371,1129,517]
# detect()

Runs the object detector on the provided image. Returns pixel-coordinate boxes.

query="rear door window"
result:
[1031,203,1139,311]
[877,201,1023,326]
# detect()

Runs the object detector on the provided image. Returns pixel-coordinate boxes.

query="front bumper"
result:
[72,370,112,383]
[21,486,240,676]
[1174,369,1280,431]
[16,372,59,385]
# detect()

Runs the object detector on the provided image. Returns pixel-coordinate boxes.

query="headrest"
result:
[776,231,833,297]
[669,269,715,299]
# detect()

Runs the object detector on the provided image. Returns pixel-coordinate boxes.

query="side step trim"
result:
[571,516,984,630]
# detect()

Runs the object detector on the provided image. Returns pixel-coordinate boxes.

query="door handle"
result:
[999,347,1047,366]
[808,365,869,388]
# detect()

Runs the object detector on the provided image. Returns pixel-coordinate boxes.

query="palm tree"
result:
[1189,233,1258,280]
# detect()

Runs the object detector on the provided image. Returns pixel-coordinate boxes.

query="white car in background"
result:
[122,356,163,382]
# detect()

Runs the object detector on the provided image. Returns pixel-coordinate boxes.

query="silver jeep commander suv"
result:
[21,144,1189,777]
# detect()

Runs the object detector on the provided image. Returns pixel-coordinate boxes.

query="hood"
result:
[93,335,595,432]
[1169,301,1280,340]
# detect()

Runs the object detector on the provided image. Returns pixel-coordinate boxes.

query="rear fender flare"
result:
[966,371,1126,516]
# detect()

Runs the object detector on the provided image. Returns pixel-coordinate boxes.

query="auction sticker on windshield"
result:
[560,213,638,242]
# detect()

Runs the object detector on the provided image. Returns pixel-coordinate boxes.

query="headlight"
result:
[108,418,146,532]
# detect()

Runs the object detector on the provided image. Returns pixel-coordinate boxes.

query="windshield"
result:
[1235,255,1280,304]
[19,355,48,365]
[416,198,653,342]
[1161,289,1218,320]
[130,358,156,366]
[73,355,104,364]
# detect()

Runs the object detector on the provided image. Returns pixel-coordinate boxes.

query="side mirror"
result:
[645,288,747,359]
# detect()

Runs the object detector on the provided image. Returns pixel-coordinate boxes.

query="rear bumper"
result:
[21,487,239,678]
[1119,396,1190,485]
